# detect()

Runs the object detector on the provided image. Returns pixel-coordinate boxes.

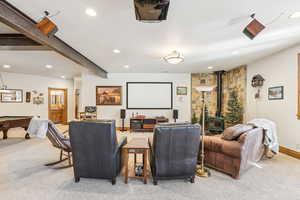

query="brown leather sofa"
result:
[203,127,265,179]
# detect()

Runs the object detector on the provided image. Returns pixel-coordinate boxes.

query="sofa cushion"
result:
[204,135,242,158]
[222,124,253,141]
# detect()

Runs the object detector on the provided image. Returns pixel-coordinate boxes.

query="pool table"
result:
[0,116,33,140]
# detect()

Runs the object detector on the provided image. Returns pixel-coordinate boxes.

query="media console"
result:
[130,117,169,132]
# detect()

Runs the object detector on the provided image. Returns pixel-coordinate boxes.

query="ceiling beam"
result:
[0,33,50,50]
[0,33,42,46]
[0,33,51,51]
[0,45,50,51]
[0,1,107,78]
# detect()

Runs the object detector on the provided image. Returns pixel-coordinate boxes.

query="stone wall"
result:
[191,66,247,124]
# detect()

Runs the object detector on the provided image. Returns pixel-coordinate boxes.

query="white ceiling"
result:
[0,50,85,79]
[0,22,85,79]
[4,0,300,75]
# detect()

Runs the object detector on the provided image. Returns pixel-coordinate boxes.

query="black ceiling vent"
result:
[134,0,170,23]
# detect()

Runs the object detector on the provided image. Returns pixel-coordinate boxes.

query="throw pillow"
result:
[222,124,253,140]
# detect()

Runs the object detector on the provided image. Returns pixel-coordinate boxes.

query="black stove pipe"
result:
[214,71,225,117]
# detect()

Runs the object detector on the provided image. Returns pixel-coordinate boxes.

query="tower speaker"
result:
[243,15,265,40]
[173,109,178,122]
[120,109,126,119]
[120,109,126,132]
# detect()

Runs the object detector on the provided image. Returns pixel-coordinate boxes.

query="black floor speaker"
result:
[120,109,126,119]
[173,109,178,122]
[120,109,126,132]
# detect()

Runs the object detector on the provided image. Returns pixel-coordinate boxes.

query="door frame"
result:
[48,87,68,124]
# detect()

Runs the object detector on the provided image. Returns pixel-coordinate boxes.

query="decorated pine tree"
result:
[191,112,198,124]
[225,90,243,127]
[199,104,209,126]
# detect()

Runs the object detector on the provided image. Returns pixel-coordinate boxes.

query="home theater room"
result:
[0,0,299,199]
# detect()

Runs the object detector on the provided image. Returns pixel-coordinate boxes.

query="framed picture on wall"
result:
[177,87,188,95]
[96,86,122,105]
[0,89,23,103]
[268,86,284,100]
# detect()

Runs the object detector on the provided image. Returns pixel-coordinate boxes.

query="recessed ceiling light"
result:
[208,66,214,70]
[3,64,11,69]
[232,51,239,55]
[45,64,53,69]
[61,76,66,79]
[113,49,121,54]
[123,65,130,69]
[290,12,300,19]
[85,8,97,17]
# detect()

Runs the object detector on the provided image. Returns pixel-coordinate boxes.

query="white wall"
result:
[0,72,75,121]
[80,72,191,127]
[246,44,300,152]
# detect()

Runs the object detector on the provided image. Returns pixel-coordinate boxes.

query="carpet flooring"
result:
[1,126,300,200]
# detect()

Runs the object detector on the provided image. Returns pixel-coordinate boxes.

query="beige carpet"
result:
[1,126,300,200]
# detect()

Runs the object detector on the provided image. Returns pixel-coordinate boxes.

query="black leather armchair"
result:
[149,124,201,185]
[69,120,127,185]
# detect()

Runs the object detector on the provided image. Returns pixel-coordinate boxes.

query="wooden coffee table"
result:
[123,137,149,184]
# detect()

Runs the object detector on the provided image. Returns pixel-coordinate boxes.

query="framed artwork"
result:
[268,86,284,100]
[177,87,188,95]
[0,89,23,103]
[96,86,122,105]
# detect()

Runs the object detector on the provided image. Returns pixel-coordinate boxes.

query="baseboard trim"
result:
[279,146,300,160]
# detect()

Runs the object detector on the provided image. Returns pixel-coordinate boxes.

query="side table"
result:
[123,137,149,184]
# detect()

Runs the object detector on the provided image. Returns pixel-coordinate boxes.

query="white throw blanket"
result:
[27,118,50,139]
[247,118,279,154]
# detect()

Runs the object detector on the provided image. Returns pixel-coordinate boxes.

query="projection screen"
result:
[126,82,173,109]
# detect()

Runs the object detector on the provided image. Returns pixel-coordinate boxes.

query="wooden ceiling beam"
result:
[0,1,107,78]
[0,33,41,46]
[0,33,50,50]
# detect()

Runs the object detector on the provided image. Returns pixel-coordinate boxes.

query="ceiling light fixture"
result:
[36,11,59,37]
[61,75,66,79]
[3,64,11,69]
[164,50,184,64]
[208,66,214,70]
[45,64,53,69]
[243,13,265,40]
[123,65,130,69]
[290,12,300,19]
[113,49,121,54]
[85,8,97,17]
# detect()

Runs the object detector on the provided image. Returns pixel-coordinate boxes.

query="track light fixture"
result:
[36,11,59,37]
[243,14,265,40]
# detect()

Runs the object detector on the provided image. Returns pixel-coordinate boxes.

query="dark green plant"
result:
[199,104,209,125]
[191,112,198,124]
[225,90,243,127]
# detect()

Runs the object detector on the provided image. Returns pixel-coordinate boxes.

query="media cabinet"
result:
[130,117,169,132]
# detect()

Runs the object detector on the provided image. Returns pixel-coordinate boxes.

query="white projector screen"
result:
[126,82,173,109]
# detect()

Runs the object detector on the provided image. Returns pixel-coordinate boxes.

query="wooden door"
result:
[48,88,68,124]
